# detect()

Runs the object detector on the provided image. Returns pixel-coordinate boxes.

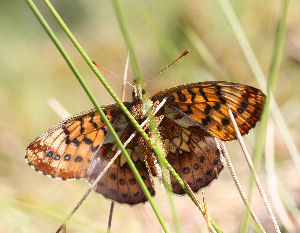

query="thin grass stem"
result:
[219,142,266,233]
[110,1,223,231]
[253,0,290,176]
[111,0,144,87]
[26,0,168,232]
[228,108,280,232]
[245,0,290,230]
[216,0,290,231]
[217,0,266,90]
[110,0,168,191]
[62,225,66,233]
[182,181,220,233]
[183,181,207,222]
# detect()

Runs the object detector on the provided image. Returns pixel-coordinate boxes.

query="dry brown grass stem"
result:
[227,107,281,233]
[219,141,265,233]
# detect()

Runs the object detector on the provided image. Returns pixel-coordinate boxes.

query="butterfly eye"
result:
[131,90,136,100]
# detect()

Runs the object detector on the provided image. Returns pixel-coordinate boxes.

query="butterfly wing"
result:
[159,107,225,194]
[25,103,131,180]
[87,124,155,205]
[87,107,224,202]
[152,81,265,141]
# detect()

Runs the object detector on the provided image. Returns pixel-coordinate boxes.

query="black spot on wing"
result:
[73,138,80,147]
[198,87,208,101]
[83,137,93,145]
[177,90,187,102]
[187,88,196,102]
[64,154,71,161]
[183,105,193,115]
[221,118,230,126]
[74,155,83,162]
[204,105,211,115]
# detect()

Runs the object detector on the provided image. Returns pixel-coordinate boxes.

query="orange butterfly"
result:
[26,81,264,204]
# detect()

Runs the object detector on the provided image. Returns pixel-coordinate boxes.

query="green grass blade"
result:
[110,1,223,232]
[26,1,168,232]
[111,0,144,88]
[111,0,224,231]
[111,1,184,232]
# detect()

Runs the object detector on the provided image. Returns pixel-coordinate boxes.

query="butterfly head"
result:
[131,81,156,120]
[131,81,146,101]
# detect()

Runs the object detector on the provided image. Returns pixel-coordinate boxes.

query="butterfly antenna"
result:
[92,60,134,89]
[147,50,190,84]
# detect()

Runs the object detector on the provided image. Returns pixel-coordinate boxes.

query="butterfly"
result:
[25,81,265,205]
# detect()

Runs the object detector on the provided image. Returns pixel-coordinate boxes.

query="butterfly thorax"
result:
[130,88,166,177]
[130,85,156,123]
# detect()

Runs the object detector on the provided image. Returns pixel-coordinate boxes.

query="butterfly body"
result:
[26,81,265,204]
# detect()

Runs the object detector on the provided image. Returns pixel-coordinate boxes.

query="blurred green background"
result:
[0,0,300,232]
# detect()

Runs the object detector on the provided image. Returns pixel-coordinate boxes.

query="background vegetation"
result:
[0,0,299,232]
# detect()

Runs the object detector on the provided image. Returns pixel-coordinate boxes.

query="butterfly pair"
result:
[25,81,264,205]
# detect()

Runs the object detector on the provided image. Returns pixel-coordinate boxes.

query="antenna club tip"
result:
[183,50,190,55]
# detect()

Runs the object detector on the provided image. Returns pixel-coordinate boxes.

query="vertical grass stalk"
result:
[111,0,144,87]
[242,1,290,231]
[111,1,223,232]
[111,1,225,231]
[26,0,168,232]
